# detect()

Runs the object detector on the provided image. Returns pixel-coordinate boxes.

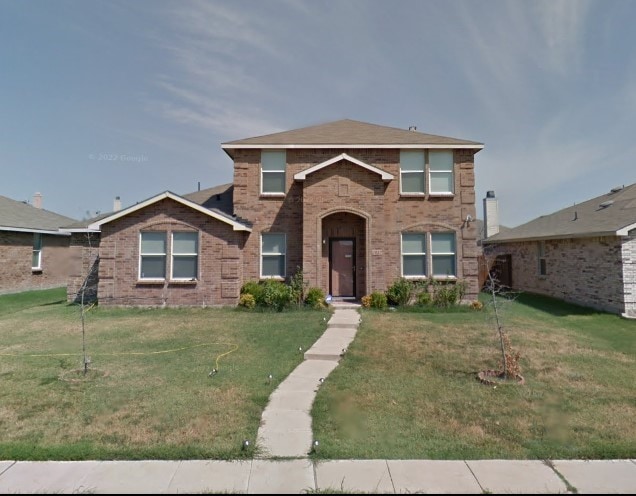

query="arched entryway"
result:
[318,209,369,299]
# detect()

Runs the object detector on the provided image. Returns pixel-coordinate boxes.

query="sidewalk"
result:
[0,458,635,493]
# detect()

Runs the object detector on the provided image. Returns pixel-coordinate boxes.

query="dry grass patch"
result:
[0,288,329,460]
[312,293,636,460]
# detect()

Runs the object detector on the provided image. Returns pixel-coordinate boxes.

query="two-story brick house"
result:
[79,119,483,306]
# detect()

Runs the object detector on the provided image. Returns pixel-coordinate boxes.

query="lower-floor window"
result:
[261,233,286,278]
[139,231,199,281]
[140,232,167,279]
[32,233,42,269]
[401,231,456,278]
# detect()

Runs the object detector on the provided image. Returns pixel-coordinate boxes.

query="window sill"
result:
[260,276,285,281]
[428,193,455,198]
[399,193,426,198]
[32,268,42,274]
[168,279,198,285]
[259,193,285,199]
[432,275,458,281]
[136,279,165,285]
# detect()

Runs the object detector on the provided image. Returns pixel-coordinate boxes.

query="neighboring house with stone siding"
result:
[0,194,76,295]
[72,119,483,306]
[483,183,636,318]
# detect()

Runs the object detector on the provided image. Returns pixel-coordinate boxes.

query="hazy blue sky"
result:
[1,0,635,226]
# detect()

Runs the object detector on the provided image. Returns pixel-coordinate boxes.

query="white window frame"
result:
[428,150,455,195]
[538,241,547,276]
[261,150,286,195]
[139,231,167,280]
[171,232,199,281]
[32,233,42,270]
[431,232,457,278]
[399,150,425,195]
[401,232,427,278]
[260,232,286,279]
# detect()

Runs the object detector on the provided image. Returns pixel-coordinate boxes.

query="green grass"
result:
[312,292,636,460]
[0,288,329,460]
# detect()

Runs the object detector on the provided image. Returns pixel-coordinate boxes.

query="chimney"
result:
[483,190,499,238]
[113,196,121,212]
[33,192,42,209]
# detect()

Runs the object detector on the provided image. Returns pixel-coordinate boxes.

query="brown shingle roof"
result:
[0,195,76,233]
[485,183,636,243]
[222,119,483,152]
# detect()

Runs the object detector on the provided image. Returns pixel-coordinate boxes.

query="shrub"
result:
[386,278,414,306]
[260,279,293,311]
[238,293,256,309]
[361,295,372,308]
[431,280,466,308]
[471,300,484,311]
[416,291,431,306]
[289,267,308,307]
[369,291,388,309]
[240,281,263,302]
[305,287,326,309]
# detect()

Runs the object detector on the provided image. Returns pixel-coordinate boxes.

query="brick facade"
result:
[488,236,632,315]
[622,235,636,317]
[0,231,70,295]
[97,198,247,307]
[233,148,479,301]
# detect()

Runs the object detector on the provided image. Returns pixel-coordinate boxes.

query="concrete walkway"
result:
[256,305,361,457]
[0,458,634,493]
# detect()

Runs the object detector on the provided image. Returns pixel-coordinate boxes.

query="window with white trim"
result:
[261,150,286,194]
[261,233,286,278]
[400,150,425,194]
[401,233,426,277]
[537,241,547,276]
[429,150,454,194]
[172,232,198,280]
[431,232,456,277]
[139,232,167,279]
[32,233,42,270]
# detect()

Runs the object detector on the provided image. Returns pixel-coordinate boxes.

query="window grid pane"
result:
[429,150,453,171]
[141,256,166,279]
[262,234,286,254]
[32,251,41,268]
[173,232,198,254]
[261,150,286,171]
[262,255,285,277]
[262,172,285,193]
[429,172,453,193]
[402,233,426,254]
[401,172,425,193]
[432,255,456,276]
[400,150,425,171]
[403,255,426,276]
[173,256,198,279]
[141,232,166,254]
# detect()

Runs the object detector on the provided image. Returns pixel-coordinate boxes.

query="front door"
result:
[330,238,355,297]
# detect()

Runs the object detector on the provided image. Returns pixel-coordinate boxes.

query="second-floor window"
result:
[261,233,286,278]
[261,150,286,194]
[429,150,454,194]
[400,150,425,194]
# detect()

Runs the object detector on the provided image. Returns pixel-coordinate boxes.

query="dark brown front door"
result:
[330,238,355,297]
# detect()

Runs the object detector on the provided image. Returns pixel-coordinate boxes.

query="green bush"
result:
[305,287,326,309]
[430,279,466,308]
[289,267,308,307]
[369,291,388,309]
[386,278,414,306]
[416,291,432,306]
[240,281,263,302]
[238,293,256,309]
[260,279,293,311]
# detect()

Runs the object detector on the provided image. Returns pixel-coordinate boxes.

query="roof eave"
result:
[221,143,484,151]
[483,230,621,244]
[88,192,251,232]
[0,226,71,236]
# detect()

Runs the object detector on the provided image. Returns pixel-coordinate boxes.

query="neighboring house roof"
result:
[60,212,112,232]
[87,191,251,232]
[485,183,636,243]
[182,183,234,216]
[475,219,511,241]
[0,195,76,235]
[294,153,394,182]
[222,119,483,157]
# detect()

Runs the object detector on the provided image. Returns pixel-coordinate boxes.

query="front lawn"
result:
[0,288,329,460]
[311,293,636,460]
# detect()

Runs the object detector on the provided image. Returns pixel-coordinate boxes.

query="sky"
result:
[1,0,635,227]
